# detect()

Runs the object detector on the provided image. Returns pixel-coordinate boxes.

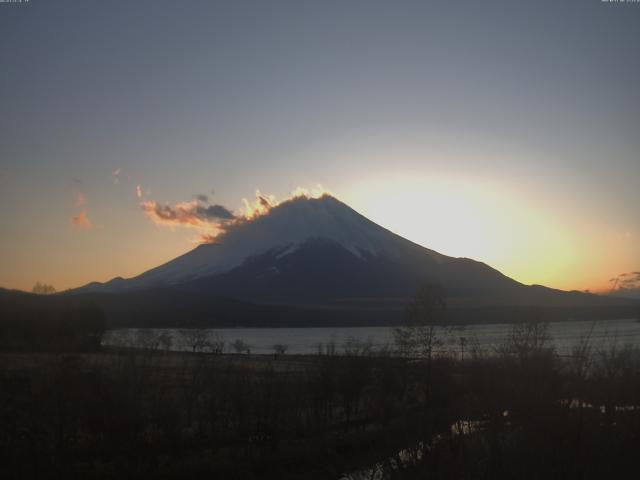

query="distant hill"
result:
[610,288,640,301]
[0,288,105,350]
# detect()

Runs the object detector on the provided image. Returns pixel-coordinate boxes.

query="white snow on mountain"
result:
[85,195,444,291]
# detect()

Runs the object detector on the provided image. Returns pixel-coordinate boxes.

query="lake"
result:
[103,318,640,356]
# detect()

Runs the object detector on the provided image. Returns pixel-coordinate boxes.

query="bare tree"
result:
[32,282,56,295]
[208,332,225,354]
[272,343,288,355]
[316,335,337,356]
[181,329,211,353]
[393,283,448,440]
[393,284,447,361]
[497,310,552,361]
[232,339,250,354]
[343,336,374,357]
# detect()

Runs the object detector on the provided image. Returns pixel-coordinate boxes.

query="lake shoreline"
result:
[103,318,640,356]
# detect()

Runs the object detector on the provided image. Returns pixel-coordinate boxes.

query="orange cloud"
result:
[241,190,276,219]
[197,233,220,244]
[140,199,235,239]
[141,200,209,228]
[71,210,92,229]
[240,185,331,220]
[141,185,333,243]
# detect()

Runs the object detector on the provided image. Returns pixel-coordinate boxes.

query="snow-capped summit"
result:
[70,194,637,325]
[77,194,522,301]
[92,195,442,290]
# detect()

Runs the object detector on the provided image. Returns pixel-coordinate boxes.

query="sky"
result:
[1,0,639,293]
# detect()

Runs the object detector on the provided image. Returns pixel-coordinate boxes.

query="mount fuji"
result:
[71,195,637,327]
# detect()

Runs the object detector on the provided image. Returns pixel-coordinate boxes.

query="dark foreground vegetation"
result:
[2,287,640,478]
[1,327,640,479]
[0,290,105,352]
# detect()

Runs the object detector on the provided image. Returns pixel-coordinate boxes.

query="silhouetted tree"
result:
[181,328,211,353]
[393,284,447,361]
[232,339,250,354]
[272,343,288,355]
[31,282,56,295]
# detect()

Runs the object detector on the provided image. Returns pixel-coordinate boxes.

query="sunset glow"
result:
[1,1,638,296]
[3,3,640,476]
[347,176,618,292]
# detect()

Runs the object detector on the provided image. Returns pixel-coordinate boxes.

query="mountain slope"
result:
[70,195,638,326]
[184,236,522,305]
[77,194,520,298]
[135,194,445,289]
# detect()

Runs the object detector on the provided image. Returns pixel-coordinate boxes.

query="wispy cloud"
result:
[71,210,92,229]
[70,191,93,230]
[196,204,235,220]
[609,271,640,292]
[141,199,235,233]
[136,184,143,199]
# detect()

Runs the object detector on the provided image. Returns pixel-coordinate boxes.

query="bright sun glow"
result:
[346,176,581,290]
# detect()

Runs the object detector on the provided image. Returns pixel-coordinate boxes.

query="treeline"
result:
[66,287,640,329]
[384,330,640,479]
[0,290,105,351]
[1,326,640,478]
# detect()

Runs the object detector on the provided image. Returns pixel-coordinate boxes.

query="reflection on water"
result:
[103,318,640,356]
[340,417,491,480]
[338,440,427,480]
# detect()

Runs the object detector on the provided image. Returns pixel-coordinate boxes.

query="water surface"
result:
[103,318,640,356]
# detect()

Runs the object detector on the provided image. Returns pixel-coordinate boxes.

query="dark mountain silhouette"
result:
[65,195,638,327]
